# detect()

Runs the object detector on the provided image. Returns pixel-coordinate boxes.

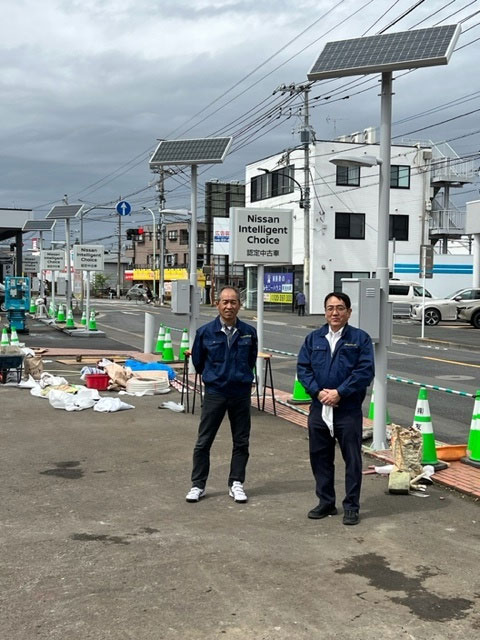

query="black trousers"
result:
[308,403,363,511]
[297,305,305,316]
[191,392,252,489]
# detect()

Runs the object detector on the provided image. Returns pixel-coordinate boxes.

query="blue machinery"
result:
[5,276,30,332]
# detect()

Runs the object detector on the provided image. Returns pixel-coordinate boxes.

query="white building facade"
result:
[245,137,433,314]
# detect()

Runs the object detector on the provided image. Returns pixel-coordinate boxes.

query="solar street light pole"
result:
[189,165,199,364]
[372,71,393,451]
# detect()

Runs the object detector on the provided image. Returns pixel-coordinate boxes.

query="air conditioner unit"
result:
[363,127,377,144]
[350,131,362,143]
[336,135,350,142]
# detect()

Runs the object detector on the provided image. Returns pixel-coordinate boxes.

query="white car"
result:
[410,287,480,326]
[457,300,480,329]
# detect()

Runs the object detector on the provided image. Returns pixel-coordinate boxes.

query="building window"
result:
[336,166,360,186]
[179,229,189,245]
[167,230,178,242]
[335,212,365,239]
[389,214,409,241]
[391,165,410,189]
[334,271,370,291]
[166,254,177,267]
[250,165,295,202]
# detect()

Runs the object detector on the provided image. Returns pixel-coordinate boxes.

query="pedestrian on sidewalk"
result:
[186,285,258,505]
[296,291,306,316]
[297,292,374,525]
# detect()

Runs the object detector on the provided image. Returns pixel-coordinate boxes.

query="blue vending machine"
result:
[5,276,30,333]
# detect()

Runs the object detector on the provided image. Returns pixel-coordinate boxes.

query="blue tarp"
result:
[125,359,176,380]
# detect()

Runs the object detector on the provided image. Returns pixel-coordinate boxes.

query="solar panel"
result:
[308,24,461,81]
[22,220,56,231]
[149,137,233,166]
[45,204,83,219]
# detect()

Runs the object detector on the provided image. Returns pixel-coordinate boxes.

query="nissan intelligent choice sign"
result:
[73,245,104,271]
[229,207,293,264]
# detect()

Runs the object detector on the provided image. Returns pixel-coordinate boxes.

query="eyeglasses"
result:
[325,305,348,312]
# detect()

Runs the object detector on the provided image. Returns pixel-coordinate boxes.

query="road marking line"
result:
[423,356,479,368]
[97,322,143,339]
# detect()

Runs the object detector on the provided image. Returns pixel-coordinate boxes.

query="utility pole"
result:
[273,82,313,313]
[117,196,122,298]
[156,172,166,305]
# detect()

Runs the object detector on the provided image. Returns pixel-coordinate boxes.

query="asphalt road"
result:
[43,298,480,445]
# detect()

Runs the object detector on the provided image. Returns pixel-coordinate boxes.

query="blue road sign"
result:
[116,201,131,216]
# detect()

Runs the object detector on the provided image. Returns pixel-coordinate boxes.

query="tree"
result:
[92,273,112,297]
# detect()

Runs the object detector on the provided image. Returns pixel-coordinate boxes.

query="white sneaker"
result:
[229,481,248,503]
[185,487,205,502]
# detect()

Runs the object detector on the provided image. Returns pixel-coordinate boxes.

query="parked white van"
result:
[388,280,433,305]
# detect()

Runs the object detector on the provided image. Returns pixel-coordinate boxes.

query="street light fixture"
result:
[308,23,461,450]
[257,167,305,208]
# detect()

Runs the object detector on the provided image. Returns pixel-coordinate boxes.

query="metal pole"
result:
[86,272,90,333]
[51,270,56,315]
[159,214,165,305]
[256,264,265,395]
[372,71,393,451]
[303,86,311,314]
[189,166,199,370]
[117,214,121,298]
[39,232,44,301]
[65,218,71,311]
[146,208,156,300]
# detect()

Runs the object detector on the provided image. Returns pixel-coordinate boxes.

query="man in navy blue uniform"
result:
[297,292,374,525]
[186,286,258,504]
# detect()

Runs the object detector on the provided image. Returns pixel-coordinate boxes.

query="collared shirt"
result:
[221,323,237,346]
[322,325,345,436]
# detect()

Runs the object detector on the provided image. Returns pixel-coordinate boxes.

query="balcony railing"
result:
[429,209,466,236]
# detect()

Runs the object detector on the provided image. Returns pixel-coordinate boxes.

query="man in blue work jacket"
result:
[297,292,374,525]
[186,285,258,504]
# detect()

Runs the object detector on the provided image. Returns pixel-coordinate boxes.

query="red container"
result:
[85,373,110,390]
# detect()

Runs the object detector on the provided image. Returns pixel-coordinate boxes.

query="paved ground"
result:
[0,325,479,639]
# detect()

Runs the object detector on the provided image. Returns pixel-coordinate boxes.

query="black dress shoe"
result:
[307,504,338,519]
[343,509,360,525]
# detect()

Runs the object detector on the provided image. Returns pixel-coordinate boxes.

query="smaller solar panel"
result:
[308,24,461,81]
[45,204,83,219]
[22,220,56,231]
[150,137,232,166]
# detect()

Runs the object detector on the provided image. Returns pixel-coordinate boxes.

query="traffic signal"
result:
[137,227,145,243]
[126,228,135,240]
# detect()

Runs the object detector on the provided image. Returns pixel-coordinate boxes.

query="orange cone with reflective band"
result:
[65,308,75,328]
[462,390,480,469]
[178,329,189,361]
[290,374,311,404]
[155,324,165,354]
[161,328,174,362]
[413,387,447,470]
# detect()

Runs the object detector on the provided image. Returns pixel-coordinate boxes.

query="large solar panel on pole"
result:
[149,137,232,166]
[22,220,56,231]
[45,204,83,219]
[308,24,461,80]
[306,23,462,452]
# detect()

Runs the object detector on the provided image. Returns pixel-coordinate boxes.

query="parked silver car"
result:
[457,300,480,329]
[125,284,146,300]
[0,282,5,312]
[410,287,480,326]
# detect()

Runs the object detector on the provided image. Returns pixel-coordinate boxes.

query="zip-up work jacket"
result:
[192,316,258,397]
[297,323,374,411]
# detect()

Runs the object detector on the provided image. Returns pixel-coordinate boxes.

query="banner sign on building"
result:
[229,207,293,264]
[73,245,104,271]
[213,218,230,255]
[40,250,66,271]
[264,272,293,303]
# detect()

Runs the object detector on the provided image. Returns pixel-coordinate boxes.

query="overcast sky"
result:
[1,0,479,248]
